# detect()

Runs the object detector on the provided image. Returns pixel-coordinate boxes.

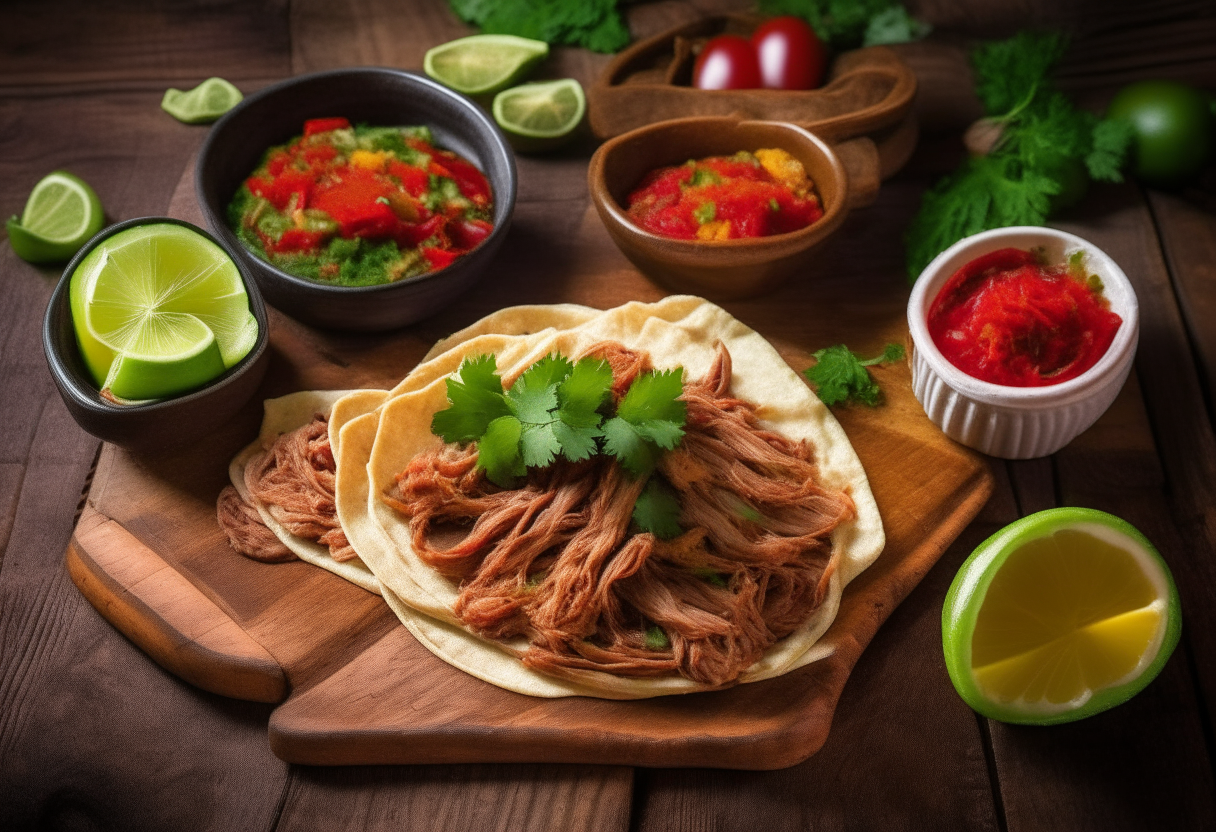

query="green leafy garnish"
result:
[601,368,686,477]
[632,478,683,540]
[693,202,717,224]
[644,625,670,650]
[757,0,929,49]
[905,31,1131,281]
[432,353,686,502]
[804,344,906,407]
[447,0,630,53]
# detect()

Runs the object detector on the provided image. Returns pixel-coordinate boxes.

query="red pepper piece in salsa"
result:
[625,148,823,241]
[927,247,1123,387]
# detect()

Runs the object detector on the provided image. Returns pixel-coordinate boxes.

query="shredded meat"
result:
[217,414,356,563]
[386,342,856,688]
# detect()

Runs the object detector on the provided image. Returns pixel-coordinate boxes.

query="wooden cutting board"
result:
[63,160,993,771]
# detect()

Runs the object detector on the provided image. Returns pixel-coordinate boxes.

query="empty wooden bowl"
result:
[588,116,880,299]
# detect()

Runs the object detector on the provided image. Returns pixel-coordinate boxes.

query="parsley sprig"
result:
[804,344,905,407]
[431,353,688,537]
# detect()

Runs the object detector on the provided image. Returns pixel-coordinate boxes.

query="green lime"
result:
[424,35,549,96]
[943,508,1181,725]
[1106,80,1214,188]
[7,171,105,264]
[69,222,259,402]
[161,77,244,124]
[492,79,586,152]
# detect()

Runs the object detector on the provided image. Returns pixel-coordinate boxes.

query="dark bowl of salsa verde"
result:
[196,67,517,332]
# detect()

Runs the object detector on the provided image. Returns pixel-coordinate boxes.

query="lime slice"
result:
[161,77,243,124]
[492,79,586,152]
[69,222,259,402]
[424,34,549,97]
[943,507,1181,725]
[7,171,104,264]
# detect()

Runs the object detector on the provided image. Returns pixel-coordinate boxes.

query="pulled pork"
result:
[218,414,356,564]
[385,342,855,688]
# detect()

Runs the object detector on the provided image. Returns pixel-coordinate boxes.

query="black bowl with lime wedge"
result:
[43,216,270,453]
[195,67,517,332]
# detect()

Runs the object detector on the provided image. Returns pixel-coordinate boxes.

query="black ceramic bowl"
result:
[43,216,270,453]
[195,67,518,332]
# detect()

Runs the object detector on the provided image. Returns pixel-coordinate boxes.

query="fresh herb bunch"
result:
[447,0,630,54]
[904,31,1132,281]
[756,0,929,50]
[804,343,905,406]
[431,352,687,537]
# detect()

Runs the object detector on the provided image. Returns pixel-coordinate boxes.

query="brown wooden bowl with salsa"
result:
[588,116,881,300]
[196,68,516,332]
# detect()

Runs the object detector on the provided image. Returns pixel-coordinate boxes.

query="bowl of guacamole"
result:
[196,68,516,332]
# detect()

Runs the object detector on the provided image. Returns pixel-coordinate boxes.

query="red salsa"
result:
[228,118,493,286]
[927,247,1123,387]
[625,148,823,240]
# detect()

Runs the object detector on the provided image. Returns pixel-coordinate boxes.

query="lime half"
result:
[492,78,586,152]
[424,34,549,96]
[162,77,244,124]
[7,171,104,264]
[69,222,259,402]
[943,507,1181,725]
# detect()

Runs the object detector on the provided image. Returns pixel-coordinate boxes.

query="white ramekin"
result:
[907,226,1139,459]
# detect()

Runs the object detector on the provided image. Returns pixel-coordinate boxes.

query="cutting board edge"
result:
[67,503,289,703]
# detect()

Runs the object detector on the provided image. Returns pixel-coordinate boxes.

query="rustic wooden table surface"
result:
[3,1,1216,829]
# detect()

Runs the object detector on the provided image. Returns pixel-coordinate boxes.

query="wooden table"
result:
[3,1,1215,829]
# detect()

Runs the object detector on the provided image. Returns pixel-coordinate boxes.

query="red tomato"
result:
[751,16,826,90]
[693,35,761,90]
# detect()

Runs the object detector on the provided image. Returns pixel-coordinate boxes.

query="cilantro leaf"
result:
[757,0,928,49]
[515,354,573,393]
[600,416,662,476]
[478,415,525,487]
[552,420,600,462]
[1087,118,1132,182]
[971,31,1068,116]
[507,382,559,425]
[804,344,905,407]
[603,368,686,475]
[863,6,931,46]
[632,478,683,540]
[616,368,686,426]
[448,0,629,53]
[431,355,511,442]
[557,358,612,417]
[520,422,562,469]
[644,624,670,650]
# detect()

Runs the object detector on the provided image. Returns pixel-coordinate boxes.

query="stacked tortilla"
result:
[227,296,885,698]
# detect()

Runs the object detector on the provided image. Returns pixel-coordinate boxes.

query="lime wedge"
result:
[7,171,104,264]
[492,79,585,152]
[162,77,244,124]
[69,222,259,402]
[424,34,549,96]
[942,507,1181,725]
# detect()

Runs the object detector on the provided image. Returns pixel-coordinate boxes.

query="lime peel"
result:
[424,34,549,96]
[7,171,104,264]
[942,507,1181,725]
[492,78,586,153]
[162,77,243,124]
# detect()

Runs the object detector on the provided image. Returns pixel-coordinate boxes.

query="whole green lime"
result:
[1106,80,1214,188]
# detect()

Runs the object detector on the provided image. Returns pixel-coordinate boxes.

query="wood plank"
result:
[973,189,1216,830]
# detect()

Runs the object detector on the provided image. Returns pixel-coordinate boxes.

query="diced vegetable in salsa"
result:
[227,118,494,286]
[624,148,823,241]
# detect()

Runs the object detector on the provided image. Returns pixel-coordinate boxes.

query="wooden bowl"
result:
[588,116,879,300]
[587,14,917,178]
[42,217,271,454]
[195,67,517,332]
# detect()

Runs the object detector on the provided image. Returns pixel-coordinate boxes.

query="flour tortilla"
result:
[228,389,386,594]
[336,296,885,699]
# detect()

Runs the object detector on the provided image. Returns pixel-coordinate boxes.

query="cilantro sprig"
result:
[905,31,1132,281]
[432,353,687,539]
[803,343,906,407]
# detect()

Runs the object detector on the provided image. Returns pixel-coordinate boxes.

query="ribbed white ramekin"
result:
[907,227,1139,459]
